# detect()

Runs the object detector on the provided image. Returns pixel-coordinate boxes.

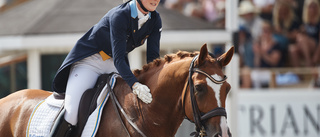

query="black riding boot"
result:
[49,109,74,137]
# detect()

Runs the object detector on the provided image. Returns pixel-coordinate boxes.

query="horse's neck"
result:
[137,58,192,136]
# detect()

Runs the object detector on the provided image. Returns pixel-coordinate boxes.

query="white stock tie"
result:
[138,14,149,29]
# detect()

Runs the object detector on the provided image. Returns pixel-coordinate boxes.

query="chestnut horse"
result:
[0,44,233,137]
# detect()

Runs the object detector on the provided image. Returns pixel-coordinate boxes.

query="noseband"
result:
[183,55,228,137]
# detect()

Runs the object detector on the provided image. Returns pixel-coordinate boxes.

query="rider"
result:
[49,0,162,136]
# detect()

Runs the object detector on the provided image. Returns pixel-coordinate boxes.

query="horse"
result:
[0,44,234,137]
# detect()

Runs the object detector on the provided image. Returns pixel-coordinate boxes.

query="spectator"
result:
[238,26,254,68]
[254,21,285,68]
[182,0,226,24]
[252,0,275,21]
[250,21,285,88]
[279,0,304,24]
[290,0,305,24]
[272,0,301,65]
[238,0,264,88]
[164,0,190,12]
[183,0,203,19]
[200,0,225,23]
[289,0,320,67]
[273,1,300,44]
[164,0,204,20]
[238,26,255,88]
[164,0,226,26]
[238,0,263,40]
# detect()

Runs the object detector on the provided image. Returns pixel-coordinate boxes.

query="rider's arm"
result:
[146,13,162,63]
[109,11,138,88]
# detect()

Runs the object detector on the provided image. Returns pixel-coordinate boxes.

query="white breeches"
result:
[64,53,118,125]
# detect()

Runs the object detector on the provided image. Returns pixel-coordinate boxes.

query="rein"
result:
[183,55,228,137]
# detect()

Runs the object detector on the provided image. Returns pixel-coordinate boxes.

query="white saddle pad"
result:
[26,74,118,137]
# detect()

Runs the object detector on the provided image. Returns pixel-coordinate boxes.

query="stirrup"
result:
[49,109,74,137]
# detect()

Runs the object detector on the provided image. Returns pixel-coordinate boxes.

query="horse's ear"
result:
[217,46,234,67]
[196,43,208,66]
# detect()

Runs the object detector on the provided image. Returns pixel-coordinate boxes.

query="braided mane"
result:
[133,51,200,76]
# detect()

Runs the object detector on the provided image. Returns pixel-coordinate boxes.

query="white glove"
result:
[132,82,152,104]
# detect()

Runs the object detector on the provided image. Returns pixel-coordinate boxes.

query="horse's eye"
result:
[195,84,206,93]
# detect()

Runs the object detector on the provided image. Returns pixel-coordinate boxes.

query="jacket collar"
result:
[129,0,151,19]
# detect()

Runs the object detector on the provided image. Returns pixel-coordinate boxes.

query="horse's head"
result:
[183,44,234,137]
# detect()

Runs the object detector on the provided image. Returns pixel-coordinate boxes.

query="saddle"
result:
[52,73,115,137]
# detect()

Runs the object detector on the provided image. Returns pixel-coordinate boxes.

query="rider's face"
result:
[138,0,160,14]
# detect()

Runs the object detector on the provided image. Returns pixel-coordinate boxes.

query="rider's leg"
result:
[64,65,100,125]
[64,53,117,125]
[50,53,118,137]
[50,58,100,137]
[64,53,118,125]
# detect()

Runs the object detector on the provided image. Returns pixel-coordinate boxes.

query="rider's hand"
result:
[132,82,152,104]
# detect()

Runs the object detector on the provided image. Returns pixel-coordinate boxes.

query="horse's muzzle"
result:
[204,120,232,137]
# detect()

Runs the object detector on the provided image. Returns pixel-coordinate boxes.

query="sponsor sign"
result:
[238,91,320,137]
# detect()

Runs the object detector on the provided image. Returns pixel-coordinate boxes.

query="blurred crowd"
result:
[237,0,320,88]
[160,0,320,88]
[161,0,226,27]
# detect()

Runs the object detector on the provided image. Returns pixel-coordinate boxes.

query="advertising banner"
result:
[238,91,320,137]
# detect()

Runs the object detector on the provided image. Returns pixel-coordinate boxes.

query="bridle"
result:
[182,55,228,137]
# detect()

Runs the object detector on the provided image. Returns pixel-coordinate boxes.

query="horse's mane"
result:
[133,50,216,76]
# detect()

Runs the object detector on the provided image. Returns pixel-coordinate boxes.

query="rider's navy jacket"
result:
[52,0,162,93]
